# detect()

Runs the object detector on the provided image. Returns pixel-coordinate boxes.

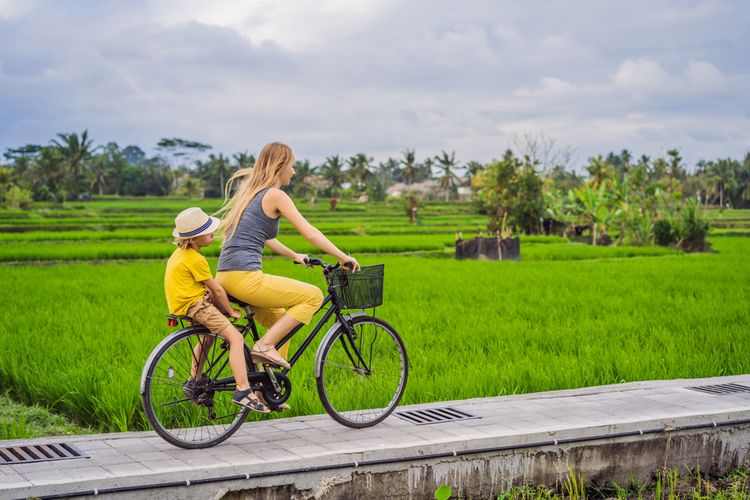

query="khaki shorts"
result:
[186,296,233,334]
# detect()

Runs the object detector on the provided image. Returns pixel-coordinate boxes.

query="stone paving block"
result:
[228,432,264,445]
[75,440,114,452]
[0,473,33,489]
[177,454,233,469]
[319,440,362,453]
[102,461,154,476]
[65,465,114,481]
[142,459,188,473]
[292,445,330,458]
[127,451,176,463]
[21,468,73,486]
[273,438,316,450]
[53,457,96,469]
[87,449,134,466]
[9,462,60,475]
[256,448,300,462]
[271,420,315,432]
[104,437,149,448]
[216,451,266,466]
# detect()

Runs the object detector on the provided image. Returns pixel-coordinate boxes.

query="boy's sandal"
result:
[251,342,291,369]
[232,389,270,414]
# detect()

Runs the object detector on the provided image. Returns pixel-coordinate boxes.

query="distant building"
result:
[386,180,440,198]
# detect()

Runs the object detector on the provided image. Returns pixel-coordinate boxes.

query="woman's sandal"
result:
[256,391,291,411]
[232,388,271,414]
[251,342,291,369]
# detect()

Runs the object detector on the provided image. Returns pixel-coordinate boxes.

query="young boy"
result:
[164,207,269,413]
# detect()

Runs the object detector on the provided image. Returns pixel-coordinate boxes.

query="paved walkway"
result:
[2,374,750,499]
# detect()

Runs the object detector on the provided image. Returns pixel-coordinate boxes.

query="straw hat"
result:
[172,207,221,238]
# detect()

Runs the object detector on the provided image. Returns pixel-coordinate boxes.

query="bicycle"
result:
[139,259,409,449]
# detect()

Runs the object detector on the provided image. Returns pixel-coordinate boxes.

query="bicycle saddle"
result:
[226,294,249,308]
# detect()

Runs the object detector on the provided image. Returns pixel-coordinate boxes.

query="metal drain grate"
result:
[395,407,479,425]
[687,383,750,396]
[0,443,89,464]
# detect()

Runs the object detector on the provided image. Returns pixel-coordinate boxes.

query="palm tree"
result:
[709,159,738,209]
[291,159,316,197]
[434,150,460,201]
[736,155,750,207]
[585,155,615,189]
[346,153,372,193]
[666,149,684,183]
[208,153,231,198]
[464,161,483,187]
[233,152,255,169]
[571,184,619,245]
[400,149,418,185]
[418,157,435,182]
[320,155,346,194]
[51,130,95,199]
[88,162,108,196]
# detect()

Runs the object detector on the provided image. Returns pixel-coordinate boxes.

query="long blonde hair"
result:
[217,142,294,240]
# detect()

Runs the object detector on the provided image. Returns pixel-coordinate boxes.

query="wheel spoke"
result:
[143,329,249,448]
[318,318,407,427]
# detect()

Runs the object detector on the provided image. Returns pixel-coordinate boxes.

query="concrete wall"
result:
[221,425,750,499]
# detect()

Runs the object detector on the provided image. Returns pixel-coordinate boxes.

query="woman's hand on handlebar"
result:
[292,253,310,267]
[339,256,361,272]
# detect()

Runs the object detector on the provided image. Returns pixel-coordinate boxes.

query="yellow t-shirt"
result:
[164,247,213,315]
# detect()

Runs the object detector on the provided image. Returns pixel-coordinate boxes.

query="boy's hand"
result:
[229,309,242,319]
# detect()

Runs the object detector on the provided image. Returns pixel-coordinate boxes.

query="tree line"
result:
[1,130,748,226]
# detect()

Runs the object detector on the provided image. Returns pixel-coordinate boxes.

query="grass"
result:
[0,390,95,440]
[0,237,747,434]
[486,464,750,499]
[0,198,747,437]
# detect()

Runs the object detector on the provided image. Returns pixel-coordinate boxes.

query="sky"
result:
[0,0,748,171]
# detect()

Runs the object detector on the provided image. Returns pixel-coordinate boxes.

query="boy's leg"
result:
[190,335,216,379]
[187,299,249,390]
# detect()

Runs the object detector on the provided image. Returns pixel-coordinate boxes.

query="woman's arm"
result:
[267,189,360,271]
[265,238,308,265]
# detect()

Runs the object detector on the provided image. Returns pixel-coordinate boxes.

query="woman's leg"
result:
[217,270,323,363]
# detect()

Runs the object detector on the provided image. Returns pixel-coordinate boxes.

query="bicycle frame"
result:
[240,289,368,375]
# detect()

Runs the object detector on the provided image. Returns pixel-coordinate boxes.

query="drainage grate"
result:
[0,443,89,464]
[687,383,750,396]
[395,407,479,425]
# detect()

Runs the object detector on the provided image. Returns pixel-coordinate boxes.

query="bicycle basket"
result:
[327,264,384,309]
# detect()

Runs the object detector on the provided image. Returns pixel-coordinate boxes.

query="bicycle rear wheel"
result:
[141,327,252,448]
[316,316,408,428]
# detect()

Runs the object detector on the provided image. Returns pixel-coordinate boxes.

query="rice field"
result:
[0,197,748,437]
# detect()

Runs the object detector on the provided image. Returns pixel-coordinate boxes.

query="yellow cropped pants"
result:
[216,270,324,358]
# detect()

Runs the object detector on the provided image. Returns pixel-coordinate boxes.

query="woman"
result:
[216,142,360,408]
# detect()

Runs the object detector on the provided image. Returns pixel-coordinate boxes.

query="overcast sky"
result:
[1,0,748,170]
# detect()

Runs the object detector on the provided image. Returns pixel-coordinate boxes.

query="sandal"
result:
[251,342,291,369]
[232,388,271,414]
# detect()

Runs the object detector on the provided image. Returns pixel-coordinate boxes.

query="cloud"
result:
[0,0,748,167]
[613,58,677,96]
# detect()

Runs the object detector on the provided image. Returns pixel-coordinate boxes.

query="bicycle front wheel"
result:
[316,316,408,428]
[141,327,252,448]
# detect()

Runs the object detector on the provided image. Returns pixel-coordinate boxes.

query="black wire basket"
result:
[327,264,384,309]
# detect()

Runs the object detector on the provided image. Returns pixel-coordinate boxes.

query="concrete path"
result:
[2,374,750,499]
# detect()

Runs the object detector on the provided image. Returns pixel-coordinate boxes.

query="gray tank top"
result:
[218,188,280,271]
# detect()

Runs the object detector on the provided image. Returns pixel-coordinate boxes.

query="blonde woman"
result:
[216,142,360,405]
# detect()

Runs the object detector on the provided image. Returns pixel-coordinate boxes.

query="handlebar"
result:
[293,257,354,274]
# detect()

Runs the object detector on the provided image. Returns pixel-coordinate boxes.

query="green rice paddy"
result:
[0,197,748,438]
